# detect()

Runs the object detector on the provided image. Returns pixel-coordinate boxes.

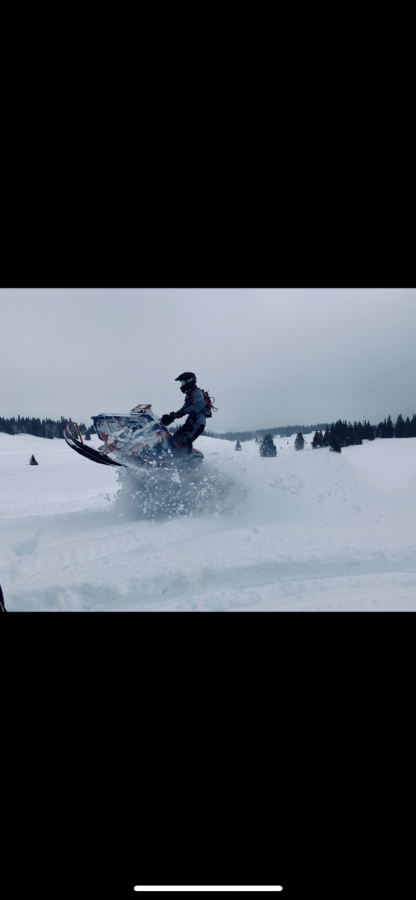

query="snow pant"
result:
[174,421,205,451]
[0,585,6,612]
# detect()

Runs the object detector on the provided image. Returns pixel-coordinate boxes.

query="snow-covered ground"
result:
[1,431,416,611]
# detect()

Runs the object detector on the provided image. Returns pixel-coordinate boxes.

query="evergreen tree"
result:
[29,455,38,465]
[377,419,386,438]
[395,414,405,438]
[84,431,91,441]
[354,422,363,445]
[259,434,277,457]
[312,431,324,448]
[333,420,345,445]
[329,437,342,453]
[235,440,242,450]
[385,415,394,438]
[294,433,305,450]
[403,417,411,438]
[363,420,375,441]
[322,426,330,447]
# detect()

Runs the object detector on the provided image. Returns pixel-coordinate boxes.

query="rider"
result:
[161,372,206,451]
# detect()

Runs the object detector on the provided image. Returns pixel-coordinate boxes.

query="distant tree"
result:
[395,414,405,438]
[333,420,343,444]
[84,431,91,441]
[364,420,375,441]
[235,440,242,450]
[59,417,68,438]
[385,415,394,438]
[311,431,324,448]
[354,421,363,444]
[259,434,277,457]
[329,437,342,453]
[294,433,305,450]
[330,419,357,447]
[410,414,416,438]
[322,426,330,447]
[29,455,38,465]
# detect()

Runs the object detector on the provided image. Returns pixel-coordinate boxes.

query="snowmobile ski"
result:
[63,423,125,466]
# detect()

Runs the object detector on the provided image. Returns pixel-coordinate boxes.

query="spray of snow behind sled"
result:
[113,456,246,521]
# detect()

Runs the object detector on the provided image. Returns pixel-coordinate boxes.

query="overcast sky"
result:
[1,288,415,432]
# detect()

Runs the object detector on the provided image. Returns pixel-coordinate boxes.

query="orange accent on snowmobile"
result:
[102,441,119,455]
[63,422,83,444]
[130,404,152,413]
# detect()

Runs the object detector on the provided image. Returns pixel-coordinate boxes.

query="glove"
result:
[161,413,175,426]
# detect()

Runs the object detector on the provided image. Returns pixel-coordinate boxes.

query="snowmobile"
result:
[63,404,204,469]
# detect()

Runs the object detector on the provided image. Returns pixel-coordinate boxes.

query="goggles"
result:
[180,380,188,386]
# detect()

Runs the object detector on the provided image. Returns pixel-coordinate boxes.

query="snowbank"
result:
[1,432,415,611]
[0,433,117,517]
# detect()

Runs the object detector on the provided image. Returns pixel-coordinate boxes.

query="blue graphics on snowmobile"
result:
[63,405,204,468]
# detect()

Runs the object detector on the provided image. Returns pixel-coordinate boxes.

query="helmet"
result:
[175,372,196,394]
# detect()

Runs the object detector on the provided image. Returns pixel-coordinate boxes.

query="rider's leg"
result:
[174,422,205,451]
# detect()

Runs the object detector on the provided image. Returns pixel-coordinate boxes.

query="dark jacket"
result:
[175,387,206,426]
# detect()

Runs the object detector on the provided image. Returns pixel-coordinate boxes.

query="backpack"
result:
[202,390,217,418]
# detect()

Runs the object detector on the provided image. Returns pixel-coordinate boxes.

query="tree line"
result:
[2,411,415,444]
[0,415,95,439]
[312,420,374,448]
[311,413,416,448]
[207,412,416,444]
[206,424,328,442]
